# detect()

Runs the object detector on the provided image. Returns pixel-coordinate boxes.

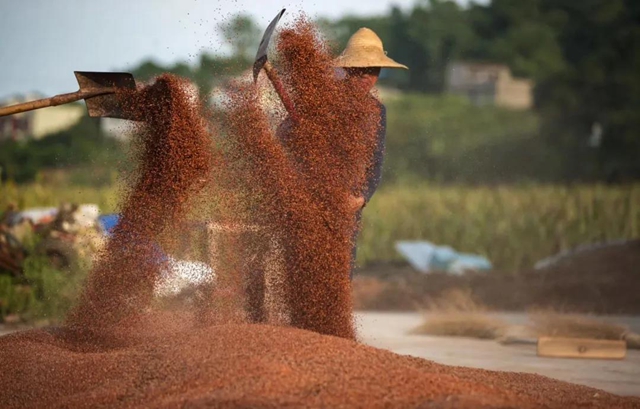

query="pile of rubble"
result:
[0,203,105,278]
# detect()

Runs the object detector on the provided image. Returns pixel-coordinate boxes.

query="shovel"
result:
[0,71,138,120]
[253,9,298,121]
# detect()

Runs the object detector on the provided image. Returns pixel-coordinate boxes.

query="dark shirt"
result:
[276,99,387,205]
[362,101,386,204]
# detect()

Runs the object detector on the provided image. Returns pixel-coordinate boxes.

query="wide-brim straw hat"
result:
[334,27,408,70]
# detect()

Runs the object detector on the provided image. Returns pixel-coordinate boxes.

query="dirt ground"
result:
[353,239,640,313]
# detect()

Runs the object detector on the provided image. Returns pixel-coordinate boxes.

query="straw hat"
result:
[334,28,408,70]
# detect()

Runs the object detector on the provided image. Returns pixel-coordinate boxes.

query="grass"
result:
[411,301,640,349]
[2,92,636,323]
[384,93,548,184]
[410,289,507,340]
[0,180,119,214]
[3,180,640,324]
[0,230,90,324]
[529,310,629,340]
[412,313,507,340]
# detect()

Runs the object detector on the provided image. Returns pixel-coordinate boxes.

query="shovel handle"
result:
[0,89,114,117]
[263,61,298,121]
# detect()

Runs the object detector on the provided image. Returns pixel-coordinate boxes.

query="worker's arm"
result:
[361,103,387,204]
[275,116,294,142]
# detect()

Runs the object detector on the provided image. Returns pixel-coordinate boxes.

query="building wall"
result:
[0,95,85,140]
[447,62,503,90]
[495,71,533,110]
[446,62,533,110]
[31,104,85,139]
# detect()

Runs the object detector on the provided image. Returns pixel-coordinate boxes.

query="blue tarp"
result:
[97,213,168,263]
[395,241,492,274]
[98,214,120,237]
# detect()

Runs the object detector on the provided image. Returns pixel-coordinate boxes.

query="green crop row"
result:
[3,181,639,272]
[359,183,640,271]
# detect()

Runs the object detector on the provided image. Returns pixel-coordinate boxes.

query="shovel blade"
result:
[74,71,137,120]
[253,9,286,82]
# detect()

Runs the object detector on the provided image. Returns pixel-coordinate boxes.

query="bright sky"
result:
[0,0,477,97]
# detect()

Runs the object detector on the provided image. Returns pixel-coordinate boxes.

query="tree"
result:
[130,60,168,83]
[0,115,125,183]
[533,0,640,181]
[326,1,473,93]
[465,0,565,81]
[218,14,261,61]
[404,0,475,93]
[322,15,390,53]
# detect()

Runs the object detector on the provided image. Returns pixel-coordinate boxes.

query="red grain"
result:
[1,16,638,409]
[66,74,213,335]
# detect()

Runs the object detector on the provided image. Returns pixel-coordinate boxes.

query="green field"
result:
[360,183,640,270]
[1,180,119,214]
[383,93,555,185]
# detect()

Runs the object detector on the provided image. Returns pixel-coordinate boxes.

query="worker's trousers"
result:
[350,210,363,280]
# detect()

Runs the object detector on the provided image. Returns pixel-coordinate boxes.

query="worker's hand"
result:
[348,195,366,212]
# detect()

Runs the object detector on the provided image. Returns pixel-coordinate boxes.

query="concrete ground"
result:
[355,311,640,397]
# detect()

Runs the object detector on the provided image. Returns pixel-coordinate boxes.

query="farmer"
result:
[332,28,408,278]
[244,28,407,323]
[277,28,408,277]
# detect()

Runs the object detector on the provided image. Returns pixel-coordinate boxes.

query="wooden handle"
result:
[537,336,626,359]
[263,61,298,121]
[0,89,113,117]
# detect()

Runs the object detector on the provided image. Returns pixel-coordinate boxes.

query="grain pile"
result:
[1,15,639,409]
[2,323,639,409]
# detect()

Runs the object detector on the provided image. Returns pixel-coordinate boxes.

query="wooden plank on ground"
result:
[537,336,626,360]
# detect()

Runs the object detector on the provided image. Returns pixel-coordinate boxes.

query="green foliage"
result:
[120,4,639,184]
[20,253,87,322]
[0,254,87,323]
[323,0,640,182]
[0,115,126,184]
[533,0,640,181]
[0,180,119,213]
[383,93,555,184]
[128,14,259,97]
[5,180,638,278]
[0,229,89,322]
[0,275,35,318]
[218,14,261,61]
[323,1,474,93]
[129,54,250,98]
